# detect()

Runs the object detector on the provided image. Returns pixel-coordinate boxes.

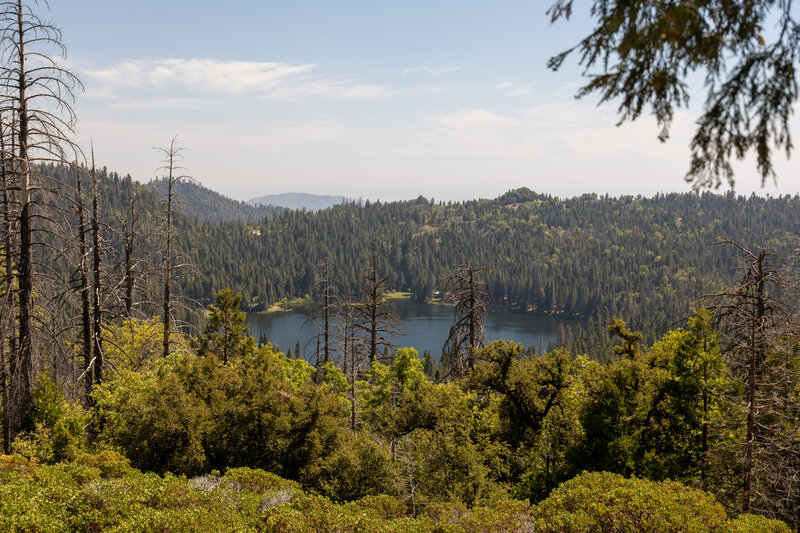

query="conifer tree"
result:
[195,288,253,363]
[548,0,799,188]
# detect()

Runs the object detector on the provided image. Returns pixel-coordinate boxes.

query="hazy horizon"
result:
[49,1,799,202]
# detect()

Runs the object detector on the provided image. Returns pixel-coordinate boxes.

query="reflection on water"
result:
[247,300,580,363]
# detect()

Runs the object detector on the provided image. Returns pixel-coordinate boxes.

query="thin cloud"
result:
[438,110,518,128]
[498,81,534,97]
[402,65,462,76]
[84,58,387,102]
[412,103,693,163]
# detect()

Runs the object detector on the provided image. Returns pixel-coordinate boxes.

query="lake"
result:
[247,300,580,362]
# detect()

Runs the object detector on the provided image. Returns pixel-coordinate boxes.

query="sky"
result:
[45,1,799,202]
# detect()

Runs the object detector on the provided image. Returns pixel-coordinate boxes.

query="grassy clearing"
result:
[385,291,413,300]
[254,297,313,314]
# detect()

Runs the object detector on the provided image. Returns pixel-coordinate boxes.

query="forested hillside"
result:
[41,168,799,350]
[173,187,799,347]
[147,179,284,223]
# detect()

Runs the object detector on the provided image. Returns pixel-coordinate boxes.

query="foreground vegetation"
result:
[1,290,795,530]
[0,455,788,532]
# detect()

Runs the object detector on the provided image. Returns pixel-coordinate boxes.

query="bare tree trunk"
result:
[0,121,15,453]
[354,245,400,368]
[370,291,378,365]
[323,260,330,366]
[155,137,191,358]
[708,243,784,516]
[350,315,357,432]
[123,194,137,317]
[162,151,175,358]
[701,363,709,490]
[90,155,103,386]
[337,300,358,432]
[741,253,767,513]
[15,4,34,432]
[442,251,489,377]
[74,167,92,405]
[468,268,476,371]
[0,335,8,454]
[163,190,172,358]
[0,0,82,441]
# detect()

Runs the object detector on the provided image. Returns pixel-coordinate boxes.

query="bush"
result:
[221,466,299,494]
[533,471,728,533]
[8,459,782,533]
[423,500,537,533]
[303,431,393,501]
[12,373,88,464]
[353,494,408,519]
[95,346,352,488]
[0,454,37,476]
[75,450,135,478]
[93,360,211,475]
[726,514,792,533]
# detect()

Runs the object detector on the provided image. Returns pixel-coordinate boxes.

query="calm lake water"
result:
[247,300,579,362]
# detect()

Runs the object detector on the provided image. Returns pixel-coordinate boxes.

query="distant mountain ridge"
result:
[248,192,351,211]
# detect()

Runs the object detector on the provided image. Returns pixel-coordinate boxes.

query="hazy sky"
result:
[47,1,798,202]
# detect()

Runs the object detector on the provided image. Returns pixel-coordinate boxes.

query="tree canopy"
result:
[548,0,799,188]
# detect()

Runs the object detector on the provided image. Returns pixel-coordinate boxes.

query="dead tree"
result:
[442,251,490,376]
[335,297,365,432]
[0,114,16,453]
[73,164,92,405]
[352,244,401,367]
[706,240,796,520]
[88,150,103,386]
[313,259,334,383]
[121,192,140,317]
[154,137,192,358]
[0,0,82,440]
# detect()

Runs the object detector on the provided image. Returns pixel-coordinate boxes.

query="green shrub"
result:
[95,347,351,488]
[33,461,101,486]
[458,500,535,533]
[75,450,136,478]
[93,361,211,475]
[303,430,393,501]
[8,459,782,533]
[353,494,408,519]
[221,466,299,494]
[420,500,536,533]
[533,471,728,533]
[726,514,792,533]
[261,493,392,532]
[425,501,469,523]
[0,454,38,475]
[13,373,88,464]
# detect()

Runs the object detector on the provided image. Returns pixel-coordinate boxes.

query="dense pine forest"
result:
[1,1,800,532]
[174,179,800,352]
[54,167,800,352]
